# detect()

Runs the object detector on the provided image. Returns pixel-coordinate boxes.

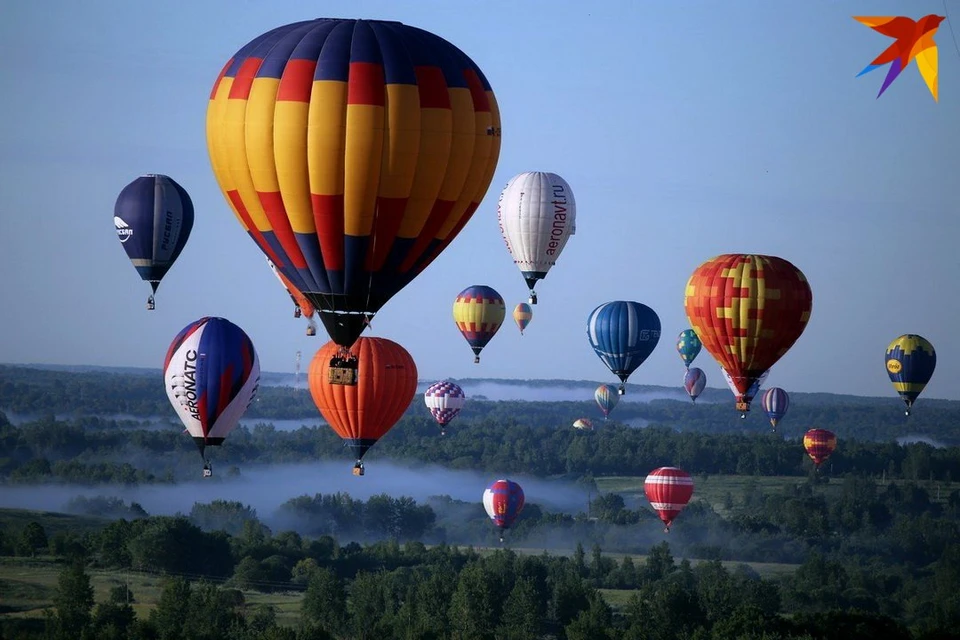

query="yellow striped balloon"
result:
[206,19,502,349]
[513,302,533,335]
[453,285,505,363]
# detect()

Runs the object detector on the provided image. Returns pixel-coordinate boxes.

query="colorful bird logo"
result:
[854,14,945,101]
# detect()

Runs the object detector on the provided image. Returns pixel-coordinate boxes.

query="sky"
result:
[1,1,958,401]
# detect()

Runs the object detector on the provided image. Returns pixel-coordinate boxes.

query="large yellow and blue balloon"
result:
[206,19,501,348]
[587,301,661,395]
[114,174,194,310]
[886,334,936,416]
[453,285,506,363]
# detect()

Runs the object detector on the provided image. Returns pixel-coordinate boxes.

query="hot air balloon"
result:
[114,174,194,310]
[676,329,702,369]
[453,285,506,363]
[497,172,576,304]
[721,367,770,418]
[308,337,418,475]
[685,254,812,415]
[424,380,466,435]
[267,258,318,336]
[164,317,260,477]
[573,418,594,431]
[587,301,661,395]
[683,368,706,403]
[483,479,525,542]
[803,428,837,467]
[886,335,936,416]
[513,303,533,335]
[206,19,502,366]
[644,467,694,533]
[594,383,619,419]
[761,387,790,431]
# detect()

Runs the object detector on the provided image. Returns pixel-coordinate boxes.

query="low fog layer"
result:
[0,459,591,520]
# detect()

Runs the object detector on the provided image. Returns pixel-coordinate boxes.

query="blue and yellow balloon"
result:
[886,334,936,416]
[454,285,506,363]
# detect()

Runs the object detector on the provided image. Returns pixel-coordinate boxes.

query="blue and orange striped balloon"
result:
[206,19,502,348]
[453,285,505,363]
[885,334,936,416]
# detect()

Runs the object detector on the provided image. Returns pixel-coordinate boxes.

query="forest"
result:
[0,364,959,638]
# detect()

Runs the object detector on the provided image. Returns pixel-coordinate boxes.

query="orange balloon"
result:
[684,254,812,412]
[308,337,418,470]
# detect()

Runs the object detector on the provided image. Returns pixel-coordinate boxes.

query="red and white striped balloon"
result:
[644,467,694,532]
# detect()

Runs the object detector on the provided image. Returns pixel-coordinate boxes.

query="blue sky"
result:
[1,1,958,401]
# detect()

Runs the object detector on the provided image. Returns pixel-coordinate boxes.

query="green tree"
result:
[52,561,95,640]
[448,562,497,640]
[497,576,542,640]
[90,584,136,640]
[18,521,48,557]
[300,566,347,637]
[151,577,192,640]
[565,591,615,640]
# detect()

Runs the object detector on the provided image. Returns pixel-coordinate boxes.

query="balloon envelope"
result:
[483,479,525,530]
[268,257,318,335]
[207,18,502,348]
[683,368,706,402]
[308,337,418,463]
[497,171,576,303]
[644,467,694,530]
[513,303,533,334]
[453,285,505,362]
[761,387,790,430]
[163,317,260,456]
[885,334,936,414]
[676,329,702,368]
[573,418,594,430]
[587,301,661,394]
[424,380,466,430]
[684,254,812,409]
[594,384,619,418]
[803,428,837,467]
[114,174,194,306]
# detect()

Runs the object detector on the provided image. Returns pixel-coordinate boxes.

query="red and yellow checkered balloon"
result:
[684,254,812,403]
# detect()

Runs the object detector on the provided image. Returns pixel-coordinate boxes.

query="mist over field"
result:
[0,459,591,522]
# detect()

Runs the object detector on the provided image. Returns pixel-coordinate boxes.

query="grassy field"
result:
[0,557,304,627]
[595,473,960,515]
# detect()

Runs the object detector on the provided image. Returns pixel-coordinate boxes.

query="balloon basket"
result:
[474,356,480,364]
[306,326,317,337]
[294,307,302,318]
[146,296,155,311]
[202,462,212,479]
[328,355,358,385]
[352,462,365,477]
[736,401,749,412]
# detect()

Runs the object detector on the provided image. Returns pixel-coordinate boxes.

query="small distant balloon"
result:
[803,428,837,467]
[644,467,694,533]
[594,384,619,419]
[114,174,194,310]
[885,334,936,416]
[573,418,594,431]
[513,303,533,335]
[483,479,525,542]
[424,381,466,435]
[683,368,706,402]
[676,329,702,369]
[761,387,790,431]
[453,285,506,363]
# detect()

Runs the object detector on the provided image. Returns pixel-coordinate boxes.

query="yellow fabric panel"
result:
[436,87,475,204]
[441,98,498,240]
[206,79,249,231]
[223,95,272,232]
[453,299,504,326]
[274,101,316,234]
[379,84,420,199]
[397,108,453,238]
[245,78,281,193]
[343,104,385,237]
[434,88,476,237]
[476,90,503,203]
[307,81,347,198]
